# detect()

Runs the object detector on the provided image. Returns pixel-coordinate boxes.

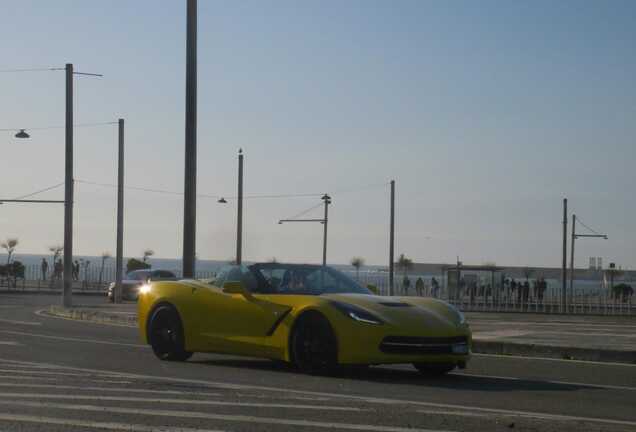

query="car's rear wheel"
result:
[291,312,337,374]
[413,363,455,376]
[148,305,192,361]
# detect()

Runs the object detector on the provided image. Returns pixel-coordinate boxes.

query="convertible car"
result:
[138,263,471,375]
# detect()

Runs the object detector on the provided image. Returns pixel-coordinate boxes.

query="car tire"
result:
[291,312,338,374]
[148,305,193,361]
[413,363,455,376]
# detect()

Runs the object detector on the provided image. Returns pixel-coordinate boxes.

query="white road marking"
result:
[416,406,635,425]
[0,374,132,384]
[455,372,636,392]
[0,413,227,432]
[0,318,41,326]
[0,400,454,432]
[0,368,125,378]
[0,391,365,412]
[0,383,222,397]
[0,357,634,428]
[473,352,636,367]
[0,341,21,346]
[0,329,145,347]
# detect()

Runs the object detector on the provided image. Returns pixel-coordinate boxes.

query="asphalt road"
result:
[1,294,635,432]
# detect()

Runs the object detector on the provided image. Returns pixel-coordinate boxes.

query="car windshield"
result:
[247,263,371,295]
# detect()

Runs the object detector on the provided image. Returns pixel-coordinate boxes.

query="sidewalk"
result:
[46,304,636,364]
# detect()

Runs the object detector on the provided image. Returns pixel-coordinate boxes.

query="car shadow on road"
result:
[190,357,594,393]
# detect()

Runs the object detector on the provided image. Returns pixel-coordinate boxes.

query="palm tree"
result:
[397,253,413,277]
[142,249,154,263]
[1,238,18,266]
[48,245,63,284]
[350,257,365,280]
[98,252,111,286]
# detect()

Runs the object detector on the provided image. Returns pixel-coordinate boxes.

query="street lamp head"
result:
[217,197,228,204]
[15,129,30,139]
[278,220,283,225]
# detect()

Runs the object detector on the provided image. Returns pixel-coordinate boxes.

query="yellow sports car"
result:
[138,263,471,375]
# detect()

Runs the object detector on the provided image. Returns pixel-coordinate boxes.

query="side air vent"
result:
[378,302,411,307]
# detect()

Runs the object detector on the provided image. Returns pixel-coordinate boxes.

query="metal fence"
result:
[344,270,635,316]
[3,265,633,315]
[0,265,218,293]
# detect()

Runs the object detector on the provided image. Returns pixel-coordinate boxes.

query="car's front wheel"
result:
[148,305,192,361]
[291,312,338,374]
[413,363,455,376]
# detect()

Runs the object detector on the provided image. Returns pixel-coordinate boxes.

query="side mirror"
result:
[222,281,251,298]
[367,284,379,295]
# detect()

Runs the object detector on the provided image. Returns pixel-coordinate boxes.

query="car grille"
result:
[379,335,469,355]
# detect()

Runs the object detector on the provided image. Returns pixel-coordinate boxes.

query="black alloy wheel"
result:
[148,305,192,361]
[413,362,455,376]
[291,313,338,374]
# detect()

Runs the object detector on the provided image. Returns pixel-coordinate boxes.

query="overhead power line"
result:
[0,67,64,73]
[576,216,603,236]
[9,182,64,200]
[0,121,117,132]
[75,179,388,201]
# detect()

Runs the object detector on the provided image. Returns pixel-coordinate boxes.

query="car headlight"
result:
[447,303,467,325]
[139,284,151,295]
[330,301,383,325]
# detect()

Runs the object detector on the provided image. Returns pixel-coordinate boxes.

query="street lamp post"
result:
[1,63,102,307]
[182,0,198,278]
[236,149,244,266]
[321,194,331,266]
[63,63,74,307]
[217,149,245,266]
[389,180,395,296]
[115,118,125,303]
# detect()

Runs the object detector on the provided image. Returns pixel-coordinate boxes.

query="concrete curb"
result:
[46,306,636,364]
[2,289,105,296]
[472,340,636,364]
[48,305,137,327]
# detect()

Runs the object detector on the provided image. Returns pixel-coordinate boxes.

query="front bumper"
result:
[335,323,472,365]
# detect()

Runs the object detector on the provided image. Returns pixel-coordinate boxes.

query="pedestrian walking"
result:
[431,277,440,298]
[40,258,48,281]
[73,260,80,281]
[415,277,424,296]
[402,275,411,296]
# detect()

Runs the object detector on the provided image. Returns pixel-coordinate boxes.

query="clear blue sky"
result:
[1,0,635,268]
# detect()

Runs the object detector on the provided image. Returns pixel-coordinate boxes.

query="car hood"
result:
[321,293,464,329]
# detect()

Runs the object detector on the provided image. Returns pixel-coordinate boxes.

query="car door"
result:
[195,266,290,357]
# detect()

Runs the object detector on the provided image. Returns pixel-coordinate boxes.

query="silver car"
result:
[107,270,177,302]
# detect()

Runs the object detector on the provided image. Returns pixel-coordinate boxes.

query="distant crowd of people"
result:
[398,274,551,305]
[40,258,83,282]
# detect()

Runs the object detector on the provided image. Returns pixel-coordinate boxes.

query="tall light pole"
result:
[63,63,74,307]
[115,118,125,303]
[561,198,568,313]
[389,180,395,296]
[182,0,198,278]
[1,64,102,306]
[321,194,331,266]
[236,149,244,265]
